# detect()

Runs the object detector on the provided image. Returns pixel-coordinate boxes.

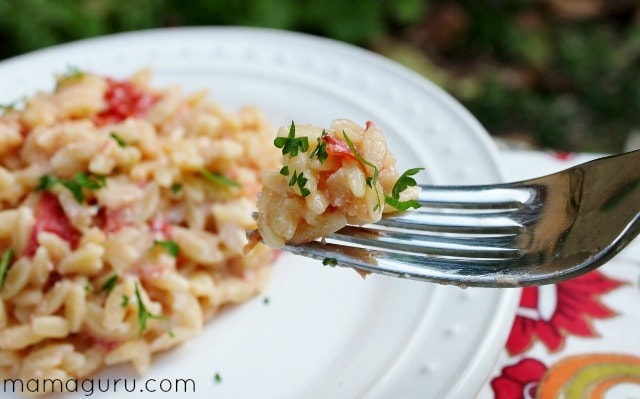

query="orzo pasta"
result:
[0,67,279,390]
[253,120,422,250]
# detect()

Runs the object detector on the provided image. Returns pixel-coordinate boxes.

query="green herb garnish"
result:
[279,166,290,176]
[0,248,15,291]
[200,169,241,189]
[134,284,152,334]
[74,172,106,190]
[121,295,129,308]
[342,131,382,211]
[153,240,180,258]
[288,170,311,197]
[110,132,128,147]
[170,183,182,193]
[61,179,87,203]
[322,257,337,266]
[134,283,174,337]
[84,282,92,293]
[36,173,106,203]
[214,373,222,384]
[384,167,424,211]
[101,274,119,293]
[63,65,84,78]
[0,97,23,112]
[365,177,374,188]
[263,297,270,305]
[36,175,58,191]
[273,121,309,157]
[60,173,106,203]
[310,130,329,163]
[288,171,297,186]
[56,65,85,89]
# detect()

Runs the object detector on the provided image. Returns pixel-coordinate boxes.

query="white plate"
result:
[0,28,520,399]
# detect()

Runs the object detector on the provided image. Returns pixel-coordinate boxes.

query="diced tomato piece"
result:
[103,212,125,233]
[323,134,355,160]
[24,192,81,256]
[135,263,168,280]
[94,78,157,126]
[551,151,575,161]
[149,218,173,239]
[365,120,374,130]
[78,329,120,352]
[96,207,133,234]
[270,249,281,263]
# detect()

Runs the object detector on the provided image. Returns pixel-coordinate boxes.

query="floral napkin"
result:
[477,151,640,399]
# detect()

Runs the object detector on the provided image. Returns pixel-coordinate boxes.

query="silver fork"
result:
[283,150,640,287]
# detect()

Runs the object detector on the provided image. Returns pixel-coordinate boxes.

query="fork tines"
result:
[417,185,532,209]
[284,185,537,285]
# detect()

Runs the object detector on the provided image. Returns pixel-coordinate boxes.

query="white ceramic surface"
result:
[0,27,520,399]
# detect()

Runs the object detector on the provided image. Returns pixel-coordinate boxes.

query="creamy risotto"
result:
[0,68,279,387]
[254,120,422,249]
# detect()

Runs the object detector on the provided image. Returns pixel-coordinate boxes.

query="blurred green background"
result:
[1,0,639,152]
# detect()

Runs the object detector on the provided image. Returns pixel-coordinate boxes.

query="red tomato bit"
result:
[322,134,355,160]
[94,78,157,126]
[149,217,173,239]
[96,207,133,234]
[24,192,81,257]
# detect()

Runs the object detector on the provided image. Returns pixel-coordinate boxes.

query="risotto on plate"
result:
[0,68,279,386]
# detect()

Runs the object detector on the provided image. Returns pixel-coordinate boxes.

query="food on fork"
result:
[252,119,423,250]
[0,67,279,386]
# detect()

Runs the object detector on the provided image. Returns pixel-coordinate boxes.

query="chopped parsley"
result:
[279,166,290,176]
[84,282,92,293]
[56,65,85,89]
[101,274,119,293]
[170,183,182,193]
[288,170,311,197]
[121,295,129,308]
[273,121,309,157]
[153,240,180,258]
[36,172,106,203]
[310,131,329,163]
[35,175,58,191]
[109,132,128,147]
[384,168,424,211]
[342,131,382,211]
[200,169,241,189]
[0,248,15,291]
[134,283,174,337]
[0,97,23,112]
[322,257,338,266]
[74,173,106,190]
[342,131,423,212]
[263,296,270,305]
[214,373,222,384]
